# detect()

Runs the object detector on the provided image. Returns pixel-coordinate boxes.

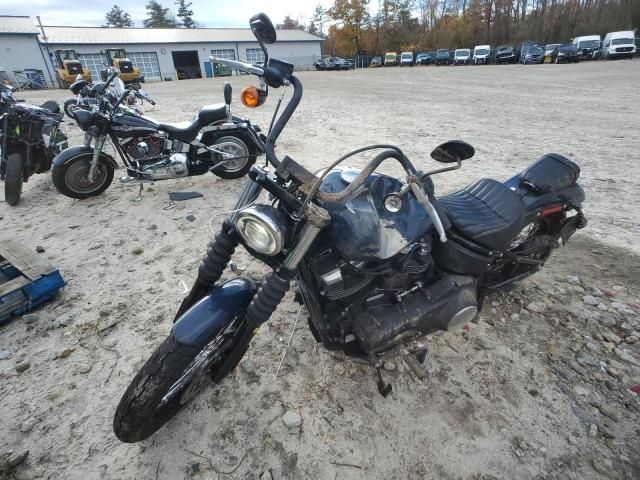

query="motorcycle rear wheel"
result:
[4,153,24,206]
[113,313,249,443]
[210,135,256,180]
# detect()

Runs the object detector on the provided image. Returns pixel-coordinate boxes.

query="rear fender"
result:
[52,145,118,169]
[504,173,585,218]
[172,277,257,348]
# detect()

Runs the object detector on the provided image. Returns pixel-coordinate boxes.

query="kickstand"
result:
[134,182,143,202]
[375,366,392,398]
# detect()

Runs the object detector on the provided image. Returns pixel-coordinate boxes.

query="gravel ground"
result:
[1,60,639,479]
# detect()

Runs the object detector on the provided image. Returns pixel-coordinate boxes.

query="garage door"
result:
[128,52,161,81]
[78,53,105,80]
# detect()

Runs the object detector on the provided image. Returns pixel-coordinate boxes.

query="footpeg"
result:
[375,366,392,397]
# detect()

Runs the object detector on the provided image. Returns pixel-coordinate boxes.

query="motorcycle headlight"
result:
[235,205,286,256]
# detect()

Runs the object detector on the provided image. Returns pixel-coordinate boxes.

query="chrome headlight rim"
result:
[234,205,286,256]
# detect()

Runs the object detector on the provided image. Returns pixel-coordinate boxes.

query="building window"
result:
[211,49,236,60]
[246,48,265,64]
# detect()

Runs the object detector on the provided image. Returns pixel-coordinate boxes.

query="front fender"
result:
[172,277,257,348]
[52,145,118,169]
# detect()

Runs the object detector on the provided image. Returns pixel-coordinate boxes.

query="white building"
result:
[0,16,55,87]
[0,16,323,87]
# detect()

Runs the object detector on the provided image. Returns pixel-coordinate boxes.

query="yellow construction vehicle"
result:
[104,49,141,84]
[55,50,91,86]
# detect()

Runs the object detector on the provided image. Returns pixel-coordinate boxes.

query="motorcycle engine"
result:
[123,134,165,160]
[302,237,478,354]
[121,135,190,180]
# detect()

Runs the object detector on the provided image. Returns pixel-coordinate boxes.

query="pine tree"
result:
[105,5,134,28]
[176,0,196,28]
[143,1,177,28]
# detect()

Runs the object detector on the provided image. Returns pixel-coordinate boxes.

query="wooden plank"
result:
[0,240,56,280]
[0,275,29,297]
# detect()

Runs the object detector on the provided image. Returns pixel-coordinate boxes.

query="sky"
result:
[0,0,334,28]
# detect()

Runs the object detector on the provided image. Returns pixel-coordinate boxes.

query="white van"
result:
[601,31,636,59]
[473,45,491,64]
[454,49,471,65]
[572,35,601,59]
[400,52,414,66]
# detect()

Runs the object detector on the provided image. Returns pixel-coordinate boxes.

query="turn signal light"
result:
[240,86,266,108]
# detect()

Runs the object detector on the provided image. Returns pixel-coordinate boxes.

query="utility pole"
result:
[36,16,57,87]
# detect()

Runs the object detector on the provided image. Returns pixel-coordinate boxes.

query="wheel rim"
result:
[64,159,109,195]
[212,136,250,173]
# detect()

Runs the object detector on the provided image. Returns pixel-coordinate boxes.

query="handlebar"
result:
[209,56,265,76]
[102,70,119,91]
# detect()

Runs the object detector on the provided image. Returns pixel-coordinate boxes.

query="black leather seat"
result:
[159,104,226,142]
[158,119,202,142]
[198,104,227,124]
[439,178,526,251]
[40,100,60,114]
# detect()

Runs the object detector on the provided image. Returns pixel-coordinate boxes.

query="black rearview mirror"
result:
[431,140,475,164]
[250,13,277,45]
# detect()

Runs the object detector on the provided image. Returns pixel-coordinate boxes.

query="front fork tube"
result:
[88,135,106,182]
[246,219,326,328]
[175,179,263,319]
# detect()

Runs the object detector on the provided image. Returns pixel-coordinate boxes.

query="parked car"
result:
[550,44,580,63]
[384,52,398,66]
[572,35,601,60]
[496,46,516,63]
[454,48,471,65]
[435,49,451,65]
[520,46,544,64]
[369,56,383,68]
[517,41,539,62]
[602,31,636,59]
[415,52,432,65]
[543,44,561,63]
[314,57,352,71]
[341,58,355,70]
[399,51,414,66]
[472,45,491,64]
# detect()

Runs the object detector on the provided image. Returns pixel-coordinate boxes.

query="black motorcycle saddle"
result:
[159,104,226,142]
[439,178,526,251]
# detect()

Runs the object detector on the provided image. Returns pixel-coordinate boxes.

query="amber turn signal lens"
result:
[240,86,266,108]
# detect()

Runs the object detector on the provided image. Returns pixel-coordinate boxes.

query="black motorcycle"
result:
[63,74,155,120]
[0,84,67,205]
[51,71,266,199]
[113,13,587,443]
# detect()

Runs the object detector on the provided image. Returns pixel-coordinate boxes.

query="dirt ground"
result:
[1,60,639,480]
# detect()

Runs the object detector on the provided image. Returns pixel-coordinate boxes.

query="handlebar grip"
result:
[224,82,232,105]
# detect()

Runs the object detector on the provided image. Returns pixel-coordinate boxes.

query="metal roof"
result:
[0,16,38,35]
[40,26,323,45]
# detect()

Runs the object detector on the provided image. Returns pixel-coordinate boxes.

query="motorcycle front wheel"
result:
[63,99,85,120]
[113,312,250,443]
[52,155,114,199]
[209,135,256,180]
[4,153,24,206]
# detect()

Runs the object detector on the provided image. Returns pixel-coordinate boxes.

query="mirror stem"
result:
[421,159,462,179]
